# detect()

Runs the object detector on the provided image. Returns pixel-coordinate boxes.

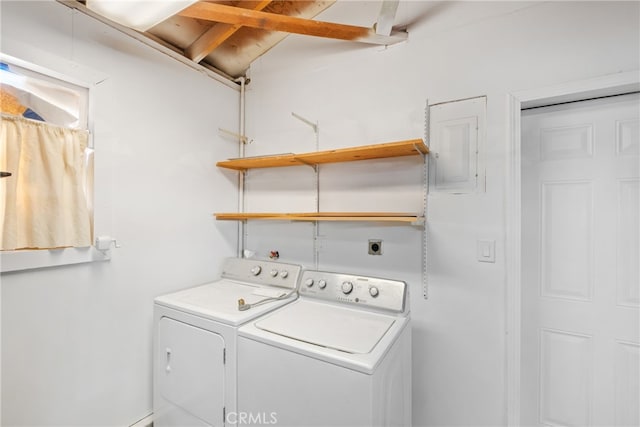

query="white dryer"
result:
[153,257,302,427]
[237,269,411,426]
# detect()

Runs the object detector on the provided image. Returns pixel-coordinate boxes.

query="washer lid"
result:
[255,300,395,354]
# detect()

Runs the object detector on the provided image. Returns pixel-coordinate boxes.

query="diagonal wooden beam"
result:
[179,2,407,45]
[186,0,272,63]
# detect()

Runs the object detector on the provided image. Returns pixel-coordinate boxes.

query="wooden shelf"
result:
[215,138,427,225]
[214,212,424,224]
[216,139,428,171]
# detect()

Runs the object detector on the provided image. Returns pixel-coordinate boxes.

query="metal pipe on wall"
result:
[235,76,246,258]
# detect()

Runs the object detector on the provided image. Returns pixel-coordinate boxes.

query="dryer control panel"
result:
[299,270,407,314]
[221,258,302,289]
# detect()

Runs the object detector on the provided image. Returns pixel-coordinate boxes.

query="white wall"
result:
[1,1,637,426]
[242,1,640,426]
[0,1,239,425]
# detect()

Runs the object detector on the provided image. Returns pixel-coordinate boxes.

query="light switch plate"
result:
[477,240,495,263]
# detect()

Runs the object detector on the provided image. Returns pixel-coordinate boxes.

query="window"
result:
[0,58,93,253]
[0,61,88,129]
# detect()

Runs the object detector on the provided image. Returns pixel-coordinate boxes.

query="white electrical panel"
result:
[429,97,486,193]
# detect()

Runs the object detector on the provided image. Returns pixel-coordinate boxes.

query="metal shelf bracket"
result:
[219,127,252,144]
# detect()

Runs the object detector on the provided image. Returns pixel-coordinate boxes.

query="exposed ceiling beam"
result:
[185,0,273,63]
[56,0,239,88]
[179,2,407,45]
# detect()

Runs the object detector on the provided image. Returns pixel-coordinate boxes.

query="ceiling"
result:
[66,0,408,82]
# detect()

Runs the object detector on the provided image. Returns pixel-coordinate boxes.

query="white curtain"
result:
[0,114,92,250]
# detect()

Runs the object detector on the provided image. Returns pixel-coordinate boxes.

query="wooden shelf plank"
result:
[296,139,428,165]
[216,139,428,170]
[216,153,301,170]
[214,212,424,223]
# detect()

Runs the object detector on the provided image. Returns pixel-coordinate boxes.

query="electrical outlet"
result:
[368,239,382,255]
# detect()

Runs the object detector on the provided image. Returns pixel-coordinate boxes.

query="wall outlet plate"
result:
[368,239,382,255]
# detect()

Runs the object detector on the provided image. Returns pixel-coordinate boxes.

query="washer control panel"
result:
[299,270,407,313]
[221,258,302,289]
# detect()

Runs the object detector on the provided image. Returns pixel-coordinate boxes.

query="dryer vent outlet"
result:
[368,240,382,255]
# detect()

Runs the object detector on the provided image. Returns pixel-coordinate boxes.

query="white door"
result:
[521,93,639,426]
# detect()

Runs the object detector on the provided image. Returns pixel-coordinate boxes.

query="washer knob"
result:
[318,279,327,289]
[341,281,354,294]
[250,266,262,276]
[279,270,289,278]
[270,269,278,277]
[305,278,314,287]
[369,286,379,297]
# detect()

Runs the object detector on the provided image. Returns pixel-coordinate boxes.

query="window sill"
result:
[0,247,110,273]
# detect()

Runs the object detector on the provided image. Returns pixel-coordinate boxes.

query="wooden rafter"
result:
[179,2,407,45]
[186,0,273,63]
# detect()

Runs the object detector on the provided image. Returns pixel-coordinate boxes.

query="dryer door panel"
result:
[157,317,225,426]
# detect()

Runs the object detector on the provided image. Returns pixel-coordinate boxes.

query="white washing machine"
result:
[237,269,411,426]
[153,257,302,427]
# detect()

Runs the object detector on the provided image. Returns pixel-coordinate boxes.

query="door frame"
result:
[505,70,640,426]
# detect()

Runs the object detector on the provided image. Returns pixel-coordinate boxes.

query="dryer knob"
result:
[251,266,262,276]
[270,269,278,277]
[341,281,354,294]
[369,286,379,297]
[305,278,314,287]
[280,270,289,278]
[318,279,327,289]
